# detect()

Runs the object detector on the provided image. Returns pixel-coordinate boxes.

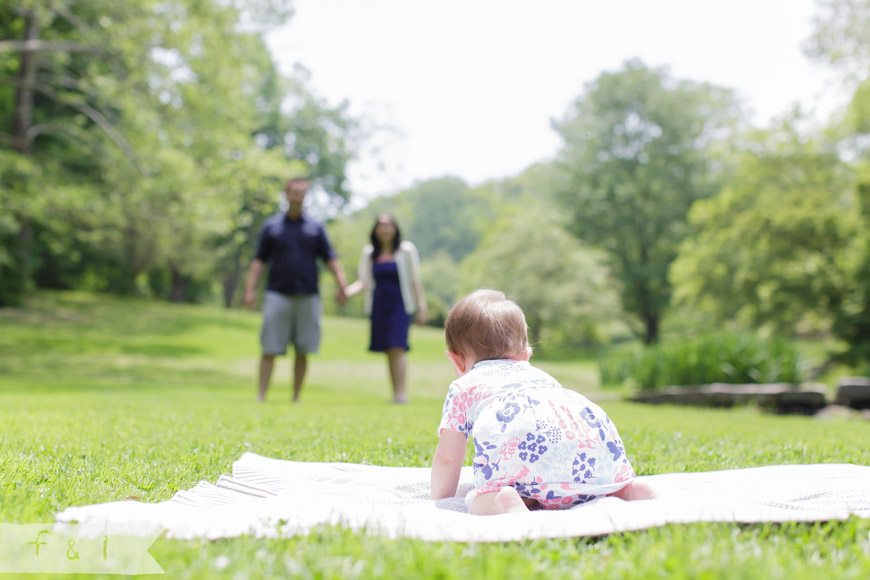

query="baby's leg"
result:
[608,479,657,501]
[471,487,531,515]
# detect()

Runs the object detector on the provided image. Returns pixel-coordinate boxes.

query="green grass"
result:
[1,291,869,579]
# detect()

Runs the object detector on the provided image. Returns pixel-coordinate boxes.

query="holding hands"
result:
[335,286,348,306]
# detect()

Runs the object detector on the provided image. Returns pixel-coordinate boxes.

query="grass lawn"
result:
[1,291,869,579]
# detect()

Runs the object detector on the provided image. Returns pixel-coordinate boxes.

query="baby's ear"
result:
[445,350,467,376]
[519,346,533,361]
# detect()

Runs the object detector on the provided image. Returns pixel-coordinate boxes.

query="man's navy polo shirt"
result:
[254,212,337,296]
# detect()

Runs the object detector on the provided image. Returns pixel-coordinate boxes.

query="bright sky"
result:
[267,0,844,200]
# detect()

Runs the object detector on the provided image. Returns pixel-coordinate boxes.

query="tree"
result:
[325,177,484,324]
[831,179,870,366]
[670,116,870,368]
[0,0,362,306]
[0,0,133,304]
[384,176,496,263]
[553,59,741,343]
[671,118,855,333]
[419,250,461,327]
[255,65,362,218]
[0,150,41,304]
[459,202,620,348]
[798,0,870,367]
[804,0,870,85]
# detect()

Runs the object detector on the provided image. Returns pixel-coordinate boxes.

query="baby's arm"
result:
[430,429,467,499]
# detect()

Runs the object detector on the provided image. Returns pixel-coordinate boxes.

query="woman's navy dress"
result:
[369,261,411,352]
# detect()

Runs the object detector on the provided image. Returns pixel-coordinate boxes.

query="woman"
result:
[345,214,427,403]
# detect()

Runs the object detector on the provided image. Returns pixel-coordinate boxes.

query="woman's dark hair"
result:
[370,214,402,261]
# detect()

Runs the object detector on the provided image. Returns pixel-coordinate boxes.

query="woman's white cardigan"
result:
[357,240,422,316]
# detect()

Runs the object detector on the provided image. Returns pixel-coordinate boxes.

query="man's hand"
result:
[327,258,348,306]
[335,287,347,306]
[243,289,258,310]
[244,259,265,311]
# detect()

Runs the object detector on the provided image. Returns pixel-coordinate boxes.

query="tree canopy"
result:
[670,118,856,333]
[553,59,741,343]
[4,1,870,370]
[0,0,361,306]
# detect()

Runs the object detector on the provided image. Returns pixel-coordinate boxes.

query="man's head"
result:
[445,289,530,372]
[284,178,310,215]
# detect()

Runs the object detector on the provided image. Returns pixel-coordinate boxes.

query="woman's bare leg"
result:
[386,347,408,403]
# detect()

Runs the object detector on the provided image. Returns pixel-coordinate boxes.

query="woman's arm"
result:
[430,429,467,499]
[344,279,363,298]
[403,241,428,324]
[344,245,373,299]
[413,281,428,325]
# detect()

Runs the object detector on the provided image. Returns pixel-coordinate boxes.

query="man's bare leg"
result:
[292,353,307,402]
[258,355,276,402]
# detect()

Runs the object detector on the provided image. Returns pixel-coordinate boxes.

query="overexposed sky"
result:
[267,0,844,200]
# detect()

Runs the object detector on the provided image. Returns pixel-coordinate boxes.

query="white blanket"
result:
[56,453,870,542]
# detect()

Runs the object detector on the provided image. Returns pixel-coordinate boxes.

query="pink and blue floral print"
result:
[438,359,636,510]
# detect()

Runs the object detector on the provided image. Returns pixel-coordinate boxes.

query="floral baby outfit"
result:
[438,359,636,510]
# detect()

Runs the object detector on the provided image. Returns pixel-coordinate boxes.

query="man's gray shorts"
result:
[261,291,321,355]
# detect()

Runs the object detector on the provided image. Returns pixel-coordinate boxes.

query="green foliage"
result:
[805,0,870,83]
[366,176,496,263]
[800,0,870,367]
[827,179,870,366]
[554,59,741,344]
[0,0,361,307]
[670,115,869,365]
[419,250,461,327]
[326,176,499,327]
[459,201,620,348]
[329,165,624,346]
[0,151,41,305]
[599,332,805,391]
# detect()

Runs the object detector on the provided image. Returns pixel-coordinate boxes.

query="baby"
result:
[430,289,649,515]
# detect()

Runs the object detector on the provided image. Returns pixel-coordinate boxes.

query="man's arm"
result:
[243,259,266,310]
[327,258,348,304]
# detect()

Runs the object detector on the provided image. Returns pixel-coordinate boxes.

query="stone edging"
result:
[629,377,870,417]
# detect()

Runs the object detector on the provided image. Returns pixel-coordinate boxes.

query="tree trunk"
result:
[222,250,243,308]
[169,266,190,303]
[10,11,38,294]
[12,11,38,153]
[643,312,659,345]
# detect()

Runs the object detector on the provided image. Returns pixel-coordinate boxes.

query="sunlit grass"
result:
[1,291,869,579]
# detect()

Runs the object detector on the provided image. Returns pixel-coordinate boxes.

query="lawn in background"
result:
[1,291,869,579]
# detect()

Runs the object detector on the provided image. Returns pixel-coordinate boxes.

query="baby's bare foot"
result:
[494,487,530,514]
[610,480,656,501]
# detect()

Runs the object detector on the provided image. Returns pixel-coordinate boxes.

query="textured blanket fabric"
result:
[56,453,870,542]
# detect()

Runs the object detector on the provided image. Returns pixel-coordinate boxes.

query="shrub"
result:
[598,333,804,391]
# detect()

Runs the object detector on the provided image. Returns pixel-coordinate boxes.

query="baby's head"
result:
[445,289,531,373]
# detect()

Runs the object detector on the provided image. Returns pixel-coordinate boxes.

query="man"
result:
[244,177,348,402]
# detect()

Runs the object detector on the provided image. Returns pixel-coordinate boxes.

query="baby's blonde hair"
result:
[445,289,529,362]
